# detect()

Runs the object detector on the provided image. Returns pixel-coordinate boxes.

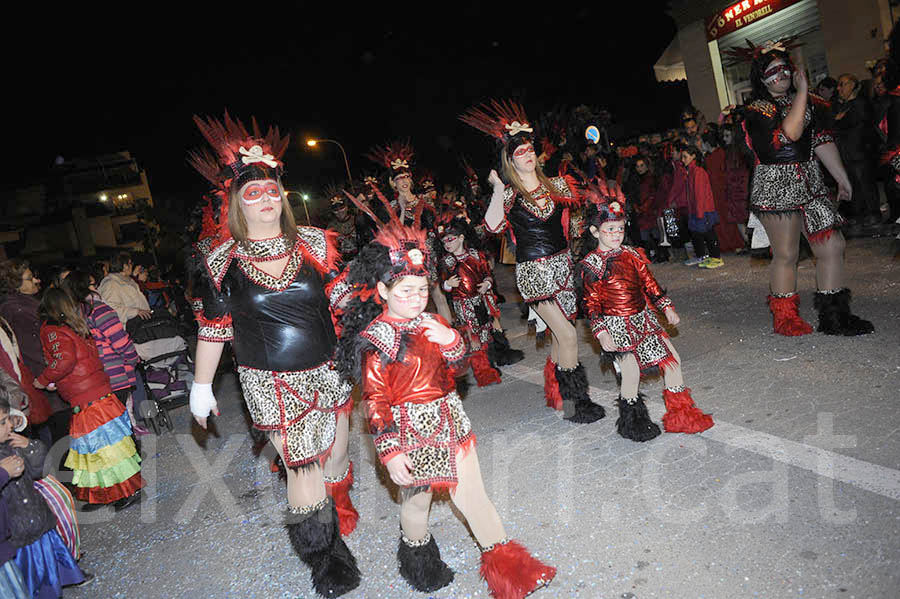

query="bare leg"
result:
[270,431,327,508]
[322,412,350,481]
[399,488,434,542]
[660,338,685,389]
[534,301,577,369]
[449,448,507,548]
[616,353,642,399]
[806,231,846,291]
[758,212,803,294]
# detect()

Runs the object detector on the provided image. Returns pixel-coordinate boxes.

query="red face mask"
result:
[241,181,282,204]
[513,144,535,158]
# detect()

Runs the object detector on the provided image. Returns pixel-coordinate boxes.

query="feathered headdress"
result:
[723,37,802,64]
[187,112,291,243]
[366,140,415,180]
[342,183,429,283]
[417,169,436,192]
[325,182,345,208]
[459,156,478,187]
[459,99,534,153]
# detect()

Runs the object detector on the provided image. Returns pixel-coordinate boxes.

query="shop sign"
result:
[705,0,803,42]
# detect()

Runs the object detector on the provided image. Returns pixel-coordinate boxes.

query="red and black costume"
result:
[461,100,605,424]
[439,234,502,387]
[581,246,676,373]
[188,113,359,598]
[743,92,840,241]
[337,203,555,598]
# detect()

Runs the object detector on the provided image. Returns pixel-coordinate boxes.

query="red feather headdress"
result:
[723,37,802,64]
[366,140,415,179]
[187,112,291,244]
[459,99,533,144]
[342,183,429,282]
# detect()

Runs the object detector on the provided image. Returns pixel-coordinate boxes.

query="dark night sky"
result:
[13,3,686,220]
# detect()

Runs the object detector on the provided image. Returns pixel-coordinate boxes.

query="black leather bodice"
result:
[221,264,336,371]
[509,199,567,262]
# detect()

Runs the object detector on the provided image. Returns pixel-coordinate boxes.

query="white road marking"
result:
[502,363,900,502]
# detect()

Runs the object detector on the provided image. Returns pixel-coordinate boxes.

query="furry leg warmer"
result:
[556,363,605,424]
[324,462,359,537]
[490,329,525,366]
[661,386,714,434]
[480,539,556,599]
[286,498,361,597]
[397,533,455,592]
[543,357,563,410]
[813,288,874,336]
[767,293,813,336]
[616,395,661,442]
[471,349,502,387]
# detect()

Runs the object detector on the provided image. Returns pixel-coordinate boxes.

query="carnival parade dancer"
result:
[336,197,556,598]
[461,100,605,423]
[366,141,455,324]
[187,113,360,597]
[437,217,502,386]
[732,40,874,336]
[578,201,714,441]
[324,184,359,261]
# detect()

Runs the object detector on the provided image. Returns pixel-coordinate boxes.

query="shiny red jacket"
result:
[36,324,113,409]
[580,246,672,321]
[360,314,465,440]
[440,249,493,300]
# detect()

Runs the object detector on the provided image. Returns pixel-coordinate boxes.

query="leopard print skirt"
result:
[515,249,577,320]
[749,159,842,237]
[237,362,352,468]
[593,308,675,373]
[387,391,475,490]
[450,295,498,345]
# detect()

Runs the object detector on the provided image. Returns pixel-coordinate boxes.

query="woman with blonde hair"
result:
[461,100,605,423]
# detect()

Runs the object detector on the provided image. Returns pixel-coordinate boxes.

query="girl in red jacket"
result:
[681,145,724,268]
[578,200,714,441]
[337,214,555,599]
[33,289,143,512]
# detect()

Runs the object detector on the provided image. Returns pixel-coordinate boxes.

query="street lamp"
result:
[306,138,352,184]
[283,190,311,225]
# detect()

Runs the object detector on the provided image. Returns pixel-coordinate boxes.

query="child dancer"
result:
[438,217,508,386]
[578,200,714,441]
[337,198,555,599]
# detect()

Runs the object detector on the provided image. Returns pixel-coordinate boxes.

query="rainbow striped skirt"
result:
[65,394,144,504]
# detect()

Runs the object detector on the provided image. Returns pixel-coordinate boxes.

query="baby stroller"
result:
[127,311,194,434]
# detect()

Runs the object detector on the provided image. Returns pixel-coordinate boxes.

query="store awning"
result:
[654,36,686,82]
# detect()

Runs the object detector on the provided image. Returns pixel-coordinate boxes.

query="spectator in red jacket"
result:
[33,289,143,512]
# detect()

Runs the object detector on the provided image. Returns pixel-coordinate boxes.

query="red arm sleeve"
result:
[633,251,672,310]
[362,350,403,465]
[36,329,76,386]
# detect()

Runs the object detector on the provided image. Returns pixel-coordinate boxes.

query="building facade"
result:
[659,0,896,121]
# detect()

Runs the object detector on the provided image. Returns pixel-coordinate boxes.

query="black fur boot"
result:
[397,533,455,592]
[616,395,661,442]
[490,329,525,366]
[287,499,361,597]
[556,363,605,423]
[813,289,874,336]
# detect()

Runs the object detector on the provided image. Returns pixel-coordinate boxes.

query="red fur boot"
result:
[480,539,556,599]
[767,294,813,336]
[470,349,502,387]
[662,386,714,434]
[543,357,563,410]
[324,462,359,537]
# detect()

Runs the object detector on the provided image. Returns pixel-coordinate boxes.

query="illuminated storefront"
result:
[660,0,896,120]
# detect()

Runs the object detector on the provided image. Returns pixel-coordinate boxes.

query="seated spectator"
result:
[0,261,43,378]
[97,252,151,325]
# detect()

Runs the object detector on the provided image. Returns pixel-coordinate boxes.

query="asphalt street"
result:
[63,236,899,599]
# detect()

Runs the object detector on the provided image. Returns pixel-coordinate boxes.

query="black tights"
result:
[690,229,721,258]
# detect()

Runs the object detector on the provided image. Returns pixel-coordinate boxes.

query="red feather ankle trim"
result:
[543,357,563,410]
[471,349,502,387]
[662,387,714,434]
[324,462,358,536]
[767,294,813,336]
[480,539,556,599]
